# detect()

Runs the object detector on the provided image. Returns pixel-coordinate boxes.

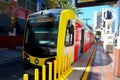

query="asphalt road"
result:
[0,61,25,80]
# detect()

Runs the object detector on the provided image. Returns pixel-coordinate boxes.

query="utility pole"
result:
[82,18,90,25]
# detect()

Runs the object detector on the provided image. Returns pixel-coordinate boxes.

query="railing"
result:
[23,53,72,80]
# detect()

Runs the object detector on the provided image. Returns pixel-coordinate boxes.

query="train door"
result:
[64,19,74,63]
[80,29,84,54]
[85,30,91,51]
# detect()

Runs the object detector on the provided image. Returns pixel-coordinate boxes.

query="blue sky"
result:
[78,5,118,32]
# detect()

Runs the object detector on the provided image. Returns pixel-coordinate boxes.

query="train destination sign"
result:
[29,17,54,23]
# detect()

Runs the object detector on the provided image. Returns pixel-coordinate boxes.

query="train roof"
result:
[28,9,63,19]
[28,9,77,19]
[28,9,93,33]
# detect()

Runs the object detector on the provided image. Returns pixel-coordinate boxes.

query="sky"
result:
[77,5,118,32]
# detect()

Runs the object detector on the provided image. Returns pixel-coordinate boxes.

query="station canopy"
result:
[75,0,118,8]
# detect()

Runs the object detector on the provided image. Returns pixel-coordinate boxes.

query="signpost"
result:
[37,0,42,11]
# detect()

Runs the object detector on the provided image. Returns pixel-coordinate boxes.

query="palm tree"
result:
[43,0,56,8]
[43,0,83,15]
[0,1,11,15]
[0,1,10,12]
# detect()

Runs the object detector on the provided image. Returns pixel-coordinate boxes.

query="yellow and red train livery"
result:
[23,9,95,70]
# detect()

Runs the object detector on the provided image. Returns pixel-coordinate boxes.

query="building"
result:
[93,8,116,52]
[101,8,115,33]
[94,8,115,35]
[0,0,48,49]
[93,11,102,38]
[0,0,31,49]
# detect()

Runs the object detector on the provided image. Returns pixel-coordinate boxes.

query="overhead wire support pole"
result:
[82,18,91,25]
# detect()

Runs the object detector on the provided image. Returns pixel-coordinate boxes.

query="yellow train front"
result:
[23,9,95,70]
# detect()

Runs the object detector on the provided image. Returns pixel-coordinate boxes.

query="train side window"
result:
[65,20,74,46]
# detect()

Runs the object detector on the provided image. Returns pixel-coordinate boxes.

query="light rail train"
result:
[22,9,95,70]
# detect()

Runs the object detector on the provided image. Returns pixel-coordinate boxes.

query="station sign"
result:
[37,0,42,3]
[37,0,43,11]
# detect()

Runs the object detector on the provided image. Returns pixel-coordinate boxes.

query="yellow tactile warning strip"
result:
[81,46,96,80]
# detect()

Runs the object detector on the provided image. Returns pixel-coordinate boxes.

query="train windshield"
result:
[24,17,59,57]
[25,16,59,48]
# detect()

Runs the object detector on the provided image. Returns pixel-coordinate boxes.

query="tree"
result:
[0,1,11,15]
[43,0,56,8]
[43,0,82,15]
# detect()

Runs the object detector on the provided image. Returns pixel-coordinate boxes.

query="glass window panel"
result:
[17,0,25,8]
[27,0,30,10]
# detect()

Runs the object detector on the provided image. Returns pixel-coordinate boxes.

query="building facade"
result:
[94,8,115,35]
[93,8,116,52]
[0,0,48,48]
[0,0,32,48]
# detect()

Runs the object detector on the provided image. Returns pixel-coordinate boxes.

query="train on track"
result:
[22,9,95,70]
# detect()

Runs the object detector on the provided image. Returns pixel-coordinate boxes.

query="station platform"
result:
[66,43,120,80]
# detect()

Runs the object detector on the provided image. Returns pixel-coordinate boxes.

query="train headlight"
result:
[34,59,39,64]
[24,54,30,62]
[45,58,55,65]
[46,61,51,64]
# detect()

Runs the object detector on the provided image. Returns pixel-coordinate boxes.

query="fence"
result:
[23,53,72,80]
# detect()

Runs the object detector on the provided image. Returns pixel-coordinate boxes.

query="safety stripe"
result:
[81,46,96,80]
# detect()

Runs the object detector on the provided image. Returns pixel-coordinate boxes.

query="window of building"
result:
[17,0,25,8]
[0,14,12,36]
[16,18,26,35]
[30,1,37,12]
[3,0,9,2]
[65,20,74,46]
[31,0,37,3]
[17,0,37,12]
[108,36,113,39]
